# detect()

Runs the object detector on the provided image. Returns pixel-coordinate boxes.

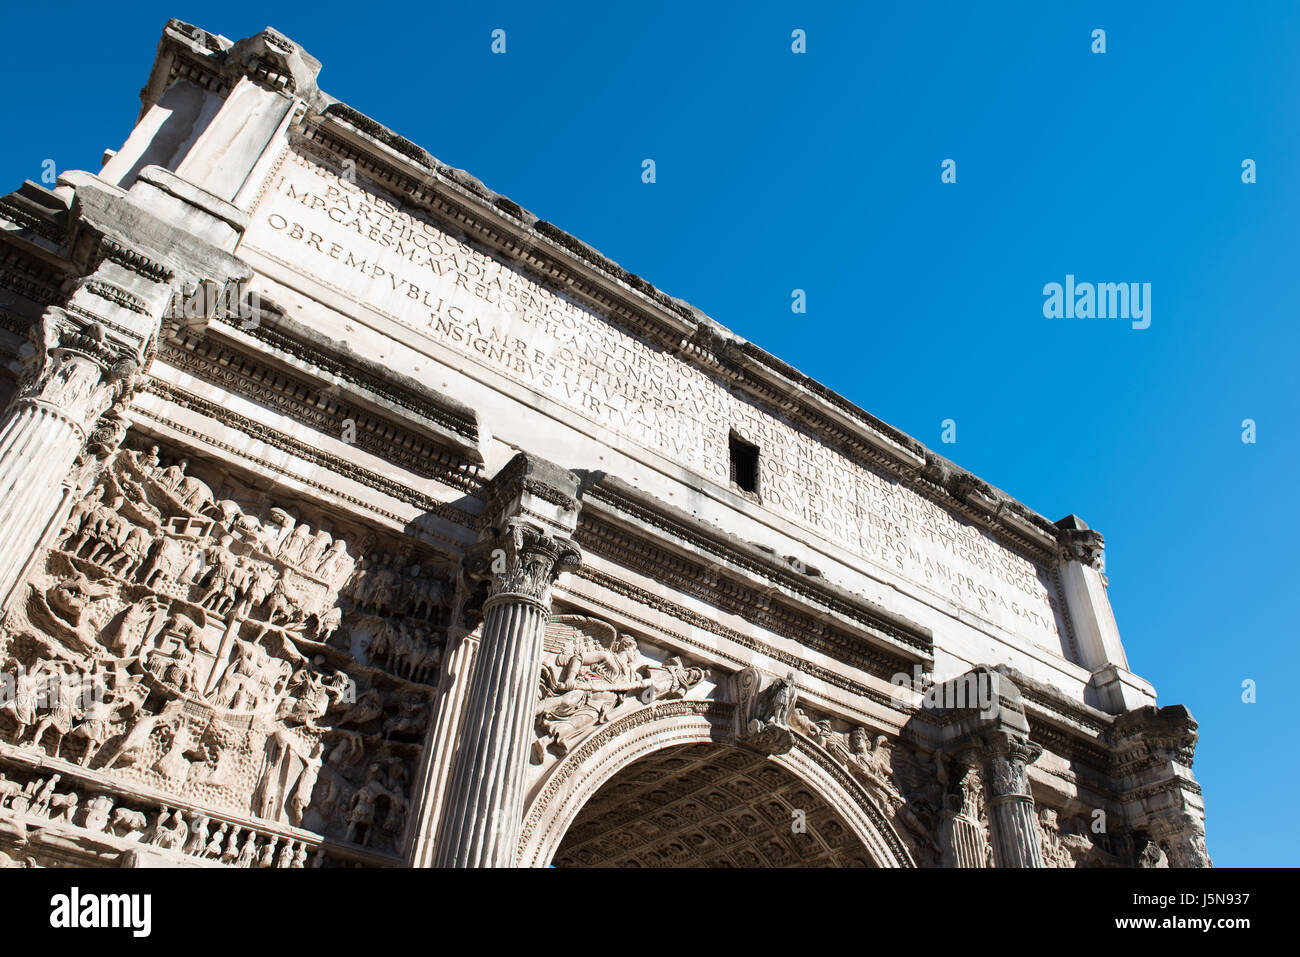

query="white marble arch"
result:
[516,698,916,868]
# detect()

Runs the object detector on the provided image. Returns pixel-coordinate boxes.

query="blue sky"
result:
[2,1,1295,865]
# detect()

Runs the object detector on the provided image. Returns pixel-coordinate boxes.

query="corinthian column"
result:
[0,312,138,604]
[980,731,1045,868]
[433,517,581,867]
[933,667,1046,868]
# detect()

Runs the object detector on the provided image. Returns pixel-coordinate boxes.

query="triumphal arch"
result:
[0,21,1209,868]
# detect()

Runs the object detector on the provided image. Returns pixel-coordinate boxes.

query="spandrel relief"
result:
[1037,805,1122,868]
[770,698,948,866]
[530,613,706,765]
[0,441,455,859]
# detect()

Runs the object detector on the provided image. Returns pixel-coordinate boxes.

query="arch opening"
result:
[551,741,877,867]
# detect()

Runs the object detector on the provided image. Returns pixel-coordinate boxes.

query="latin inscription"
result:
[243,147,1069,652]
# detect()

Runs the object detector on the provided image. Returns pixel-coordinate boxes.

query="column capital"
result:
[33,307,144,374]
[10,309,143,435]
[469,518,581,610]
[460,452,584,616]
[979,731,1043,799]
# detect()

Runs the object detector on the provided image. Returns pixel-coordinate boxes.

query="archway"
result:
[517,700,914,867]
[552,741,874,866]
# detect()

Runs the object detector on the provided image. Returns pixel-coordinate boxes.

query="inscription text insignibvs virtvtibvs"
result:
[244,146,1066,651]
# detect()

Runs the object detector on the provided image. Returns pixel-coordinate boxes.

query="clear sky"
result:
[1,1,1294,866]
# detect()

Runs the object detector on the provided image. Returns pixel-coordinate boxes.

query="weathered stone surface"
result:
[0,19,1207,868]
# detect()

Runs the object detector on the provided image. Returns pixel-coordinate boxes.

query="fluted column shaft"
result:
[434,598,546,867]
[407,630,481,867]
[941,811,990,868]
[432,517,580,867]
[0,347,121,609]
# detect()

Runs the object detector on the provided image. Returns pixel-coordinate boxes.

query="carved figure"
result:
[742,669,800,755]
[257,508,295,556]
[143,617,201,694]
[69,672,135,765]
[46,570,116,632]
[175,474,214,514]
[82,795,113,833]
[278,523,313,567]
[142,535,194,589]
[154,808,187,850]
[183,814,209,855]
[28,663,80,758]
[285,741,324,826]
[4,661,41,740]
[111,807,149,839]
[382,695,428,738]
[30,775,60,816]
[277,838,296,869]
[315,539,353,585]
[532,617,703,762]
[57,484,104,550]
[48,790,78,823]
[99,698,187,770]
[85,497,130,564]
[138,445,160,475]
[257,835,279,868]
[1138,840,1169,868]
[156,458,188,493]
[152,717,201,783]
[344,763,397,846]
[197,535,240,612]
[106,599,160,657]
[0,774,21,809]
[221,826,241,864]
[205,822,228,859]
[236,832,258,867]
[103,525,153,578]
[300,529,332,572]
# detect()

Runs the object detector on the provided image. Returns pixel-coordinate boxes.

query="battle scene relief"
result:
[0,437,455,865]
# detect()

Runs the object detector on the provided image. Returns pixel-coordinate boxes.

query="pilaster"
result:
[1054,515,1156,713]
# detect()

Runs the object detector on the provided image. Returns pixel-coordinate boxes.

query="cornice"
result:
[156,329,481,486]
[136,378,479,535]
[161,304,484,474]
[579,475,933,662]
[0,228,69,306]
[219,308,481,452]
